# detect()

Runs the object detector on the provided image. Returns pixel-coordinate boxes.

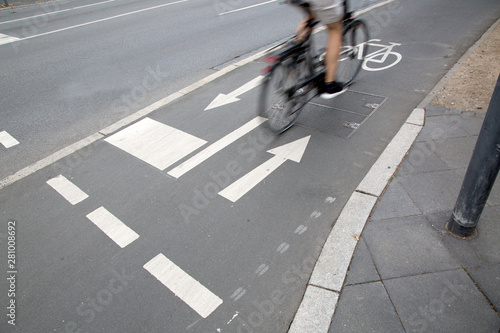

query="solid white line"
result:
[0,0,116,25]
[167,116,267,178]
[0,0,390,189]
[144,253,223,318]
[0,33,20,45]
[47,175,89,205]
[355,0,396,16]
[86,207,139,248]
[105,117,206,171]
[218,0,277,16]
[19,0,188,41]
[0,131,20,148]
[0,132,103,190]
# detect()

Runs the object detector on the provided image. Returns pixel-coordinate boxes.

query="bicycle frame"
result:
[265,14,364,99]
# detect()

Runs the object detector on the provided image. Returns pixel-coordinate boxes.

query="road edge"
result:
[287,15,500,333]
[0,0,399,190]
[287,108,424,333]
[0,44,271,190]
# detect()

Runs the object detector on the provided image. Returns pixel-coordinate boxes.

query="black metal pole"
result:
[447,74,500,238]
[3,0,9,6]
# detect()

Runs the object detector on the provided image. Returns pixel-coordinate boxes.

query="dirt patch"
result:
[431,21,500,113]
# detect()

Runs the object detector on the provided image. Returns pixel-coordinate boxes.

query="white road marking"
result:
[205,76,263,110]
[0,131,20,148]
[46,175,89,205]
[218,0,277,16]
[355,0,396,16]
[255,264,269,276]
[0,0,395,191]
[9,0,188,43]
[86,207,139,248]
[105,117,206,171]
[143,253,223,318]
[0,33,21,46]
[230,288,246,301]
[0,0,116,25]
[219,136,311,202]
[295,225,307,235]
[167,116,267,178]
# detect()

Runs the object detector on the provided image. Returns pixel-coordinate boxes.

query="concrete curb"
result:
[288,108,424,333]
[288,15,500,333]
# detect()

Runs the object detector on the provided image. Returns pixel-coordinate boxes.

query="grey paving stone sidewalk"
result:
[330,105,500,333]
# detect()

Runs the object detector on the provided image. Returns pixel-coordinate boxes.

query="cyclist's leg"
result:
[321,20,347,98]
[310,0,346,98]
[324,21,343,83]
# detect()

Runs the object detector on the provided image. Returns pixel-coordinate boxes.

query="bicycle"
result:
[258,0,369,133]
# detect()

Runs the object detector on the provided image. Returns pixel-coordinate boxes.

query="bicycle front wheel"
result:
[259,56,312,133]
[337,19,369,86]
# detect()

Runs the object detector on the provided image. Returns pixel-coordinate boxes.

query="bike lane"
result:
[1,0,500,332]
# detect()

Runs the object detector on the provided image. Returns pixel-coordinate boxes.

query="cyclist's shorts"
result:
[309,0,344,24]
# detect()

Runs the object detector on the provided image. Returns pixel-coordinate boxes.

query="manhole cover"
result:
[295,90,387,137]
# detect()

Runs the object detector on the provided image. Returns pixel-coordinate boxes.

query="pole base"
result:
[446,217,478,239]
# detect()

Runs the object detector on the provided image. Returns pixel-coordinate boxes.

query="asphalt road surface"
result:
[1,0,499,332]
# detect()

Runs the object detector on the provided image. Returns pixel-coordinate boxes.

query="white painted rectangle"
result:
[105,117,206,170]
[0,131,20,148]
[143,253,223,318]
[86,207,139,248]
[47,175,89,205]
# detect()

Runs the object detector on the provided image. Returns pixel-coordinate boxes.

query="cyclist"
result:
[292,0,346,99]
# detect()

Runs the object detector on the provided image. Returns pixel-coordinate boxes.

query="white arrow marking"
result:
[205,76,263,111]
[219,136,311,202]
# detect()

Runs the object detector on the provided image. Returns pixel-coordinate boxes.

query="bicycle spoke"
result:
[258,54,313,134]
[337,19,369,86]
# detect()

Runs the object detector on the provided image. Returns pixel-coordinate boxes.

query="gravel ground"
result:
[431,21,500,112]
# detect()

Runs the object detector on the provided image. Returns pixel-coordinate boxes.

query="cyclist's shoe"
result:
[320,81,347,99]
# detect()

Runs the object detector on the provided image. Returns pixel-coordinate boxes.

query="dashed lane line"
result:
[86,206,139,248]
[167,116,267,178]
[0,131,20,148]
[0,0,386,190]
[47,175,89,205]
[144,253,223,318]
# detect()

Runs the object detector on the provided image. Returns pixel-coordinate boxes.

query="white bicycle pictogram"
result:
[339,39,402,72]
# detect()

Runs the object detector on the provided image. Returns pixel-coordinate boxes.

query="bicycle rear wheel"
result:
[337,19,369,86]
[259,53,313,133]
